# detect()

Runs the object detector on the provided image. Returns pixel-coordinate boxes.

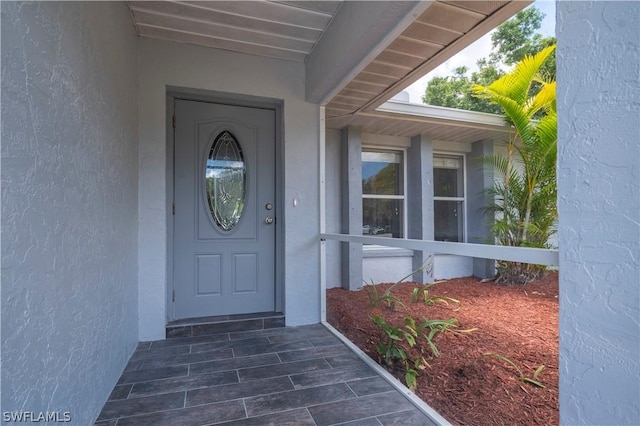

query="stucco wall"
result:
[138,39,320,339]
[1,2,139,424]
[557,2,640,424]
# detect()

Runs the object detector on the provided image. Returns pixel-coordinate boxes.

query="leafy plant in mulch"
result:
[410,284,460,308]
[480,352,546,388]
[364,258,433,310]
[365,257,477,389]
[373,313,475,390]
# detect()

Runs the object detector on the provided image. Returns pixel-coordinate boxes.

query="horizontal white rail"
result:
[320,233,559,267]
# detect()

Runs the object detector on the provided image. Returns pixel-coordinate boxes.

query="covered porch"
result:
[2,1,638,425]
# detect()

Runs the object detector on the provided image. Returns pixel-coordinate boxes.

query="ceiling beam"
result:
[305,1,434,105]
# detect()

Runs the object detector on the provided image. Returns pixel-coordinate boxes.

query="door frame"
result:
[166,87,284,322]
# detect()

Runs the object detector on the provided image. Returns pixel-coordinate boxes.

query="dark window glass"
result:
[363,199,403,238]
[434,200,464,242]
[434,155,464,242]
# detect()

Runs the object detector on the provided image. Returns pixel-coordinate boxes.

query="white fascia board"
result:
[305,1,433,105]
[376,100,508,128]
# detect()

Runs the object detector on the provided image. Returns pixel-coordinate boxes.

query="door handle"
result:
[265,217,274,225]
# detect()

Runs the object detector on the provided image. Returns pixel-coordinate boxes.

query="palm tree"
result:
[472,45,557,284]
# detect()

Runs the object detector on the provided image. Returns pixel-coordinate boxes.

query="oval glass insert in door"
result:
[205,131,246,231]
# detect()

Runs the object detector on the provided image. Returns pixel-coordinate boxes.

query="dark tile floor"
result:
[95,324,438,425]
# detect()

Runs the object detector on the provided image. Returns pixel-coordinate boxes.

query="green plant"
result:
[373,314,427,390]
[364,257,433,310]
[472,45,557,285]
[372,313,472,390]
[480,353,545,388]
[364,283,404,311]
[410,284,460,308]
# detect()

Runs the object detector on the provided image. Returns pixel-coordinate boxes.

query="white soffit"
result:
[326,100,513,144]
[127,1,343,62]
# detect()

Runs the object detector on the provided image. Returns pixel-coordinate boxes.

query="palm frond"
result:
[473,44,557,257]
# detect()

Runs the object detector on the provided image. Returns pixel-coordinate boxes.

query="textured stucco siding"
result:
[1,2,139,424]
[557,2,640,424]
[138,39,320,339]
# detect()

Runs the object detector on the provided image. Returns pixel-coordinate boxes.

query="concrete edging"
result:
[322,321,452,426]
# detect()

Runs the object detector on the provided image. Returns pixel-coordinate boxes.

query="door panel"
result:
[173,100,276,319]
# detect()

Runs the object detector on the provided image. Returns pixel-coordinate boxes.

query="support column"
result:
[340,127,362,290]
[408,134,434,283]
[468,140,496,278]
[558,2,639,424]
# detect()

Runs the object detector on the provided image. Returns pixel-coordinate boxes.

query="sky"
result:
[403,0,556,104]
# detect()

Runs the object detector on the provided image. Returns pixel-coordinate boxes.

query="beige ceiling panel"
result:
[402,21,458,46]
[356,72,399,86]
[129,1,323,41]
[132,9,315,52]
[443,1,509,16]
[387,37,441,60]
[182,1,332,30]
[346,80,388,94]
[326,106,353,118]
[329,102,362,113]
[338,89,376,100]
[363,61,412,79]
[417,1,484,34]
[376,51,426,69]
[331,96,367,109]
[138,25,308,61]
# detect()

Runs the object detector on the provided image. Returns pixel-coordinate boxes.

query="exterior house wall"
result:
[325,131,478,287]
[138,38,320,340]
[557,2,640,424]
[1,2,139,424]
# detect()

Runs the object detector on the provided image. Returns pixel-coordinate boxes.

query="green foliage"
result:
[364,283,404,311]
[422,5,555,114]
[480,353,545,388]
[473,45,558,284]
[422,66,504,114]
[373,314,463,389]
[490,8,555,64]
[366,260,475,391]
[364,257,433,310]
[410,284,460,308]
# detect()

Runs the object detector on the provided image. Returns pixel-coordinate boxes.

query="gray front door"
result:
[173,100,276,319]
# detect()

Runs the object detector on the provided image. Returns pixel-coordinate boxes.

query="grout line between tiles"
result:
[305,407,319,426]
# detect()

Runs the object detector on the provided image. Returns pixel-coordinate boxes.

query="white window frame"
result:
[362,146,408,254]
[433,151,467,243]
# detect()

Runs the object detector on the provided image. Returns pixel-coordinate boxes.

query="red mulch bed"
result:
[327,272,559,426]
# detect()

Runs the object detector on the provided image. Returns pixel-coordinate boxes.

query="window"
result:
[434,154,465,242]
[362,149,405,238]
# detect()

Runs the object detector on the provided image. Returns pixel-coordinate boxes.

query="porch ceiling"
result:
[126,1,342,62]
[127,1,530,115]
[324,0,531,118]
